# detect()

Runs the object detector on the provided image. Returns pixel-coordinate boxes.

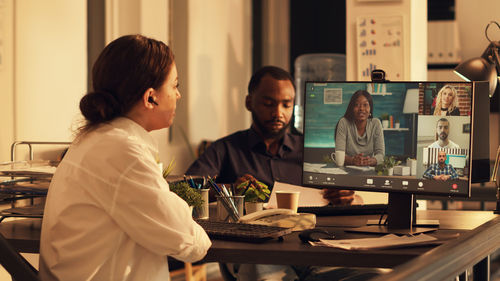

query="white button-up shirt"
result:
[40,117,211,281]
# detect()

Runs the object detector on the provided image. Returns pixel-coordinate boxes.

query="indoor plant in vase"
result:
[375,156,401,176]
[236,179,270,214]
[380,113,390,128]
[169,181,204,213]
[162,159,204,213]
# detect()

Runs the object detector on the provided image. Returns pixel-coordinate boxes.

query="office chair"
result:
[0,232,39,281]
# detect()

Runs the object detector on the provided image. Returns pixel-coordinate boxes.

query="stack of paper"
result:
[310,234,437,250]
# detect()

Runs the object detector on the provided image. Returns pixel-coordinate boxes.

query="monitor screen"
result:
[301,81,488,232]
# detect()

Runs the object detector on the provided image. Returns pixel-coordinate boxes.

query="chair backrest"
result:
[0,233,39,281]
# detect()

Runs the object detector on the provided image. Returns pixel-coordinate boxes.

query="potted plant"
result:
[169,181,204,211]
[395,118,400,129]
[380,113,390,128]
[375,156,401,176]
[236,179,270,214]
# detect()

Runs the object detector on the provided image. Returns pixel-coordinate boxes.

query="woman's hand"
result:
[351,153,377,166]
[322,189,355,205]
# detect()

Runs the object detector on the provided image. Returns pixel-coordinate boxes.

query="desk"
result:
[202,210,498,268]
[1,210,500,280]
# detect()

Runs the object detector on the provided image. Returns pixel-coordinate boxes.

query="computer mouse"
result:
[299,228,335,243]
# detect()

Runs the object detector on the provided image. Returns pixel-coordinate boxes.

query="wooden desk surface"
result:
[0,210,498,268]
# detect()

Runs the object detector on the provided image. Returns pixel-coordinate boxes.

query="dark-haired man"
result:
[186,65,353,205]
[428,118,460,149]
[186,66,369,281]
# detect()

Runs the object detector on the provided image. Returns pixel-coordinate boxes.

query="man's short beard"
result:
[252,112,290,139]
[439,133,448,141]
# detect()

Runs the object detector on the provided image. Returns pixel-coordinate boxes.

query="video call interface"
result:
[302,81,473,196]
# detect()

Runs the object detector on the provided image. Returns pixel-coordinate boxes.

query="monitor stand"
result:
[346,193,438,235]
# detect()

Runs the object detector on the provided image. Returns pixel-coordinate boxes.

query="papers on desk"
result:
[345,165,375,172]
[310,233,438,250]
[0,160,58,178]
[303,162,348,175]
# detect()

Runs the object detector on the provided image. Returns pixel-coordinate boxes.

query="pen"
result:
[207,177,240,220]
[188,176,197,189]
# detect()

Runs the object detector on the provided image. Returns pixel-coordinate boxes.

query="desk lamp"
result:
[454,21,500,99]
[453,21,500,213]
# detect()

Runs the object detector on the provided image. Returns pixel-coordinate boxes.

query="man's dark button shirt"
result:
[186,128,303,188]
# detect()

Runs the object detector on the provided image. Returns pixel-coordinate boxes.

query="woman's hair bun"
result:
[80,90,121,124]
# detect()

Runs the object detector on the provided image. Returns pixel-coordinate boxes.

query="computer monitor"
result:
[302,81,489,233]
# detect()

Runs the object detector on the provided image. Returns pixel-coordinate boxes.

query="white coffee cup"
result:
[275,191,300,213]
[331,150,346,167]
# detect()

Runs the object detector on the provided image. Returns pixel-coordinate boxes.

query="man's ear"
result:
[245,94,252,111]
[142,88,156,109]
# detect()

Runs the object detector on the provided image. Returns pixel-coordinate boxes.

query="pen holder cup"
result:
[193,189,210,220]
[216,195,244,222]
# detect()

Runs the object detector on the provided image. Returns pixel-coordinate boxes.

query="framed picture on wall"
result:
[463,123,470,133]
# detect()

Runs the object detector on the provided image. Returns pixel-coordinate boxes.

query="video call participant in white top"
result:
[427,118,460,149]
[39,34,211,281]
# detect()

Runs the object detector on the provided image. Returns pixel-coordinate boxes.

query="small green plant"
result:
[375,156,401,175]
[380,113,390,120]
[162,158,176,179]
[169,181,204,208]
[236,180,270,203]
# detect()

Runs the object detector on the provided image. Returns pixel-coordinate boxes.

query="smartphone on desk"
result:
[239,208,316,231]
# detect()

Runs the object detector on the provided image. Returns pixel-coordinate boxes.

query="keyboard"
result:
[297,204,388,216]
[196,220,292,242]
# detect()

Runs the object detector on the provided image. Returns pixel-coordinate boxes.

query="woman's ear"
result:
[142,88,156,109]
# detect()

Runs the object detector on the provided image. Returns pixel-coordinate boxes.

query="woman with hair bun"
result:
[432,84,460,116]
[40,34,211,281]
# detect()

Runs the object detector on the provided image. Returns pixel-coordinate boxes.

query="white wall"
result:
[15,0,86,142]
[0,0,14,162]
[1,0,87,162]
[185,0,252,140]
[456,0,500,61]
[169,0,252,173]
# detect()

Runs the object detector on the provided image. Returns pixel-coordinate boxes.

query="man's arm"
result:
[448,164,459,180]
[422,165,435,179]
[185,141,225,178]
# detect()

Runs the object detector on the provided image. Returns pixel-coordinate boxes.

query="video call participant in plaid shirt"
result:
[423,150,459,180]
